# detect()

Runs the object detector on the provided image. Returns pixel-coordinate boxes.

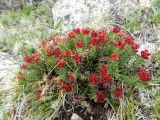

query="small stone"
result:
[71,113,83,120]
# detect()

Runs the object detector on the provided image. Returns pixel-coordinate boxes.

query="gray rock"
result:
[0,0,52,10]
[0,52,19,91]
[0,0,23,10]
[71,113,83,120]
[52,0,141,33]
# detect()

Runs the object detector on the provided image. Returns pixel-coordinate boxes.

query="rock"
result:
[0,52,19,91]
[139,0,151,8]
[52,0,143,33]
[52,0,114,32]
[0,0,23,10]
[0,0,52,10]
[0,52,19,118]
[71,113,83,120]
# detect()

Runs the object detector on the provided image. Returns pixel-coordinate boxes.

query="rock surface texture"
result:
[0,52,19,91]
[0,0,54,10]
[52,0,151,33]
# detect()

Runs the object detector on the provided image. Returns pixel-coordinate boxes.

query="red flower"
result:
[98,65,112,85]
[114,88,123,99]
[54,48,61,56]
[66,50,75,57]
[131,43,139,52]
[20,64,27,69]
[24,56,32,63]
[33,51,41,61]
[138,69,151,81]
[98,29,106,36]
[39,45,48,50]
[73,28,81,34]
[68,73,77,81]
[110,53,119,61]
[59,52,67,59]
[98,64,109,75]
[76,40,83,48]
[46,49,54,56]
[81,28,90,35]
[34,56,40,61]
[56,60,66,68]
[111,26,121,33]
[88,74,98,85]
[96,91,105,102]
[141,50,150,59]
[100,74,112,85]
[68,32,76,38]
[50,36,55,41]
[50,36,58,45]
[91,31,98,37]
[73,53,82,65]
[41,40,47,45]
[64,83,73,92]
[90,38,99,46]
[17,75,24,79]
[99,35,107,43]
[124,35,134,45]
[113,40,126,49]
[17,72,24,79]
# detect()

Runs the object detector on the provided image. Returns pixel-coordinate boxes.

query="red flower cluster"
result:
[73,28,81,34]
[76,40,83,48]
[124,35,134,45]
[90,38,99,46]
[46,49,54,56]
[60,80,73,92]
[33,51,41,61]
[66,50,75,57]
[17,72,24,80]
[141,50,150,59]
[68,32,76,38]
[111,30,140,53]
[90,29,108,46]
[98,29,107,43]
[98,64,112,85]
[138,69,151,81]
[111,26,121,33]
[24,56,32,63]
[56,59,66,68]
[114,88,123,99]
[88,74,98,85]
[47,48,61,57]
[39,40,49,50]
[110,53,119,61]
[96,91,105,102]
[131,43,139,52]
[98,64,109,75]
[91,30,98,37]
[73,53,82,65]
[20,64,27,69]
[113,39,126,49]
[81,27,90,35]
